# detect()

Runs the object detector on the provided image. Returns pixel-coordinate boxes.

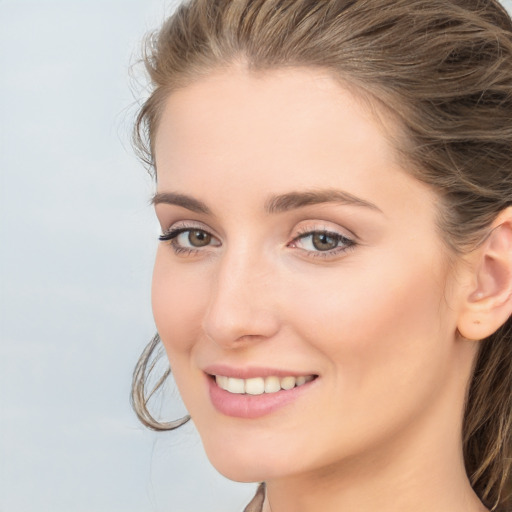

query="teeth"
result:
[280,376,296,390]
[227,377,245,394]
[296,376,306,386]
[216,375,229,389]
[264,376,281,393]
[215,374,314,395]
[245,377,265,395]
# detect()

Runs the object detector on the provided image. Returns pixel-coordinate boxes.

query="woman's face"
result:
[152,67,476,482]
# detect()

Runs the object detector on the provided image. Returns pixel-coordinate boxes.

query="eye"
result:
[176,229,212,248]
[159,226,221,254]
[290,229,355,257]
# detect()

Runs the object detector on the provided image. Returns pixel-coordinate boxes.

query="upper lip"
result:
[203,364,318,379]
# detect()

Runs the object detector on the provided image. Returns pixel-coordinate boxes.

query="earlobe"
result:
[457,207,512,341]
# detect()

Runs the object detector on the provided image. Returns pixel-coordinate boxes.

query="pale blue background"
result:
[1,1,511,511]
[0,1,255,511]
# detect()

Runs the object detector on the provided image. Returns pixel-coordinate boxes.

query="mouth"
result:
[204,366,319,418]
[212,374,316,395]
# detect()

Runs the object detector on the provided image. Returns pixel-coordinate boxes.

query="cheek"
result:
[151,249,209,358]
[285,247,455,407]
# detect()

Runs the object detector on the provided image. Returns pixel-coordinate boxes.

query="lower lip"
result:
[207,375,316,419]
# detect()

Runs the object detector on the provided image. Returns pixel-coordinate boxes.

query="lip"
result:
[204,367,318,419]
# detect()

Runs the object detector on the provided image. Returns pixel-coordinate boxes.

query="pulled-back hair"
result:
[131,1,512,509]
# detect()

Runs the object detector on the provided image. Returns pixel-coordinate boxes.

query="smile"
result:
[206,370,318,418]
[214,375,316,395]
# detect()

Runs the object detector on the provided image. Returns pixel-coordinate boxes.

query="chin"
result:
[206,453,271,483]
[199,432,293,483]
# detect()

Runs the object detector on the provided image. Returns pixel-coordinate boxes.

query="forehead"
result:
[156,67,397,180]
[153,66,435,227]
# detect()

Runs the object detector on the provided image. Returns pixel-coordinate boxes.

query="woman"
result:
[131,1,512,511]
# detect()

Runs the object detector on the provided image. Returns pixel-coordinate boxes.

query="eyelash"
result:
[291,227,356,259]
[158,225,217,257]
[158,224,356,259]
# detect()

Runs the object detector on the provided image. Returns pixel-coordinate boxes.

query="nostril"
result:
[202,315,281,349]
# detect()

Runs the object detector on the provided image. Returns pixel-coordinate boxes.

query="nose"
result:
[202,249,281,348]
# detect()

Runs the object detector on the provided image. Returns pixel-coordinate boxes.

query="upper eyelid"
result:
[293,222,357,241]
[160,220,357,243]
[161,220,217,235]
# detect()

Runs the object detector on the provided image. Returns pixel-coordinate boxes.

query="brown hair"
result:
[131,1,512,509]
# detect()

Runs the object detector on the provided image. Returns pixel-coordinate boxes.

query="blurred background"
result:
[1,0,512,511]
[0,1,255,511]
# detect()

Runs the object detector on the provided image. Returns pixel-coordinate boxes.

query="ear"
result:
[457,207,512,341]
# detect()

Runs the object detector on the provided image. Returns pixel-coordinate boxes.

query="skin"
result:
[151,66,489,512]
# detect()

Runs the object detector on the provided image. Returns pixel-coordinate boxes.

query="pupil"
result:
[312,233,337,251]
[189,230,211,247]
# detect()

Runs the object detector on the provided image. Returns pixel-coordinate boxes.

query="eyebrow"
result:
[152,189,381,215]
[264,189,382,214]
[152,192,211,214]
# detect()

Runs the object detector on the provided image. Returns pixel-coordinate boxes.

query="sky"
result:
[1,1,511,511]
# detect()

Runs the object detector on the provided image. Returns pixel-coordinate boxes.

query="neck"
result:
[263,410,487,512]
